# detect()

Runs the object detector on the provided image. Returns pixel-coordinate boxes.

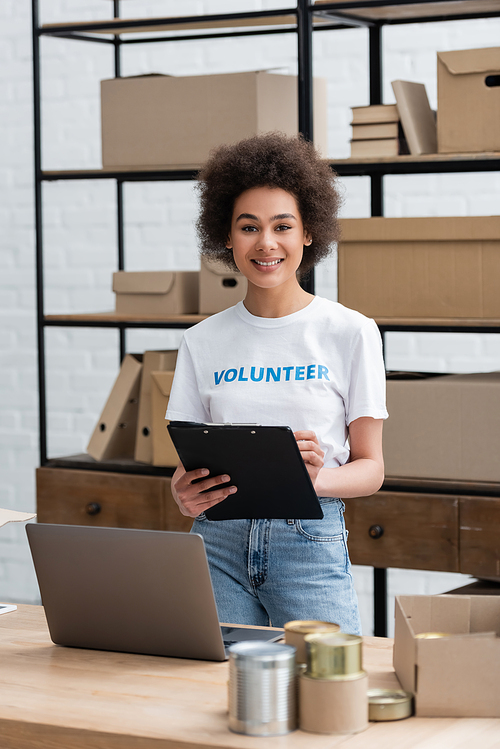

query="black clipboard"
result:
[167,421,324,521]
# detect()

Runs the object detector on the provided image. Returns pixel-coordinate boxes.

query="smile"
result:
[252,259,284,267]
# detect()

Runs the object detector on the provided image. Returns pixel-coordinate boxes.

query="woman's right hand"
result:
[171,463,237,518]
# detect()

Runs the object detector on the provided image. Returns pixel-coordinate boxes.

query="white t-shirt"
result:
[166,296,388,468]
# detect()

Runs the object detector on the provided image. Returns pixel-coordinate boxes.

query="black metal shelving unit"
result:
[32,0,500,636]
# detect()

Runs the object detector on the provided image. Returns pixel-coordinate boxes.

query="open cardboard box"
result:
[394,595,500,717]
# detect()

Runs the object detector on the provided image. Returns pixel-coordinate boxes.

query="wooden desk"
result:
[1,606,499,749]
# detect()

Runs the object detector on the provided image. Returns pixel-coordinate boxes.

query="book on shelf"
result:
[350,122,409,158]
[350,103,398,124]
[350,138,400,158]
[391,80,437,155]
[351,121,400,140]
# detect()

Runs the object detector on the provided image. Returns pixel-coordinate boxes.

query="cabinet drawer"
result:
[36,467,193,533]
[344,491,459,572]
[460,496,500,579]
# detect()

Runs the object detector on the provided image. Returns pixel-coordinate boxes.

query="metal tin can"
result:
[305,632,363,680]
[368,688,413,721]
[228,641,297,736]
[284,620,341,664]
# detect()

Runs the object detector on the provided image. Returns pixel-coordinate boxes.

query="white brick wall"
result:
[1,0,499,633]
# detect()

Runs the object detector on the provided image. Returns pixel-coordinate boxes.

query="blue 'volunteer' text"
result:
[214,365,330,385]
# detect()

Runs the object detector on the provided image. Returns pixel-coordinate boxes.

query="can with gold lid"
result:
[368,688,413,721]
[305,632,363,680]
[284,620,341,664]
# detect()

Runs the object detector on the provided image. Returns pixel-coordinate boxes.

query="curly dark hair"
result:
[195,132,342,273]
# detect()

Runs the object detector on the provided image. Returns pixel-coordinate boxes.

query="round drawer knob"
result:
[86,502,101,516]
[369,524,384,539]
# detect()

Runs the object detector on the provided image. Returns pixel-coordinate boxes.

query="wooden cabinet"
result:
[459,496,500,579]
[36,467,193,533]
[345,490,500,580]
[344,491,459,572]
[36,472,500,579]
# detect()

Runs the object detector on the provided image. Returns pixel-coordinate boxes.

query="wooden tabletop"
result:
[1,605,499,749]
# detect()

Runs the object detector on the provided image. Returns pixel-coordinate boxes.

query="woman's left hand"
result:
[294,430,325,488]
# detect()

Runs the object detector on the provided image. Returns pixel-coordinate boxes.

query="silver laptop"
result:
[26,523,282,661]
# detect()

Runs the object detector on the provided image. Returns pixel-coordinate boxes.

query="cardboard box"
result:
[101,72,328,169]
[337,216,500,319]
[113,271,199,316]
[384,371,500,483]
[150,371,178,467]
[198,258,247,314]
[135,350,178,464]
[393,594,500,717]
[87,354,142,462]
[437,47,500,153]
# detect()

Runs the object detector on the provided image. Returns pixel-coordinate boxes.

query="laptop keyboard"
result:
[221,626,284,651]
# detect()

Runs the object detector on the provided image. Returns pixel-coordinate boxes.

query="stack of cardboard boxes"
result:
[344,49,500,697]
[341,46,500,488]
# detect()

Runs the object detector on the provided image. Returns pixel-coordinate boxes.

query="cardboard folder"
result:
[391,80,437,155]
[150,371,179,467]
[87,354,142,462]
[135,350,178,464]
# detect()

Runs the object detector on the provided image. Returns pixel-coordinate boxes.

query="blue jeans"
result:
[190,497,361,634]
